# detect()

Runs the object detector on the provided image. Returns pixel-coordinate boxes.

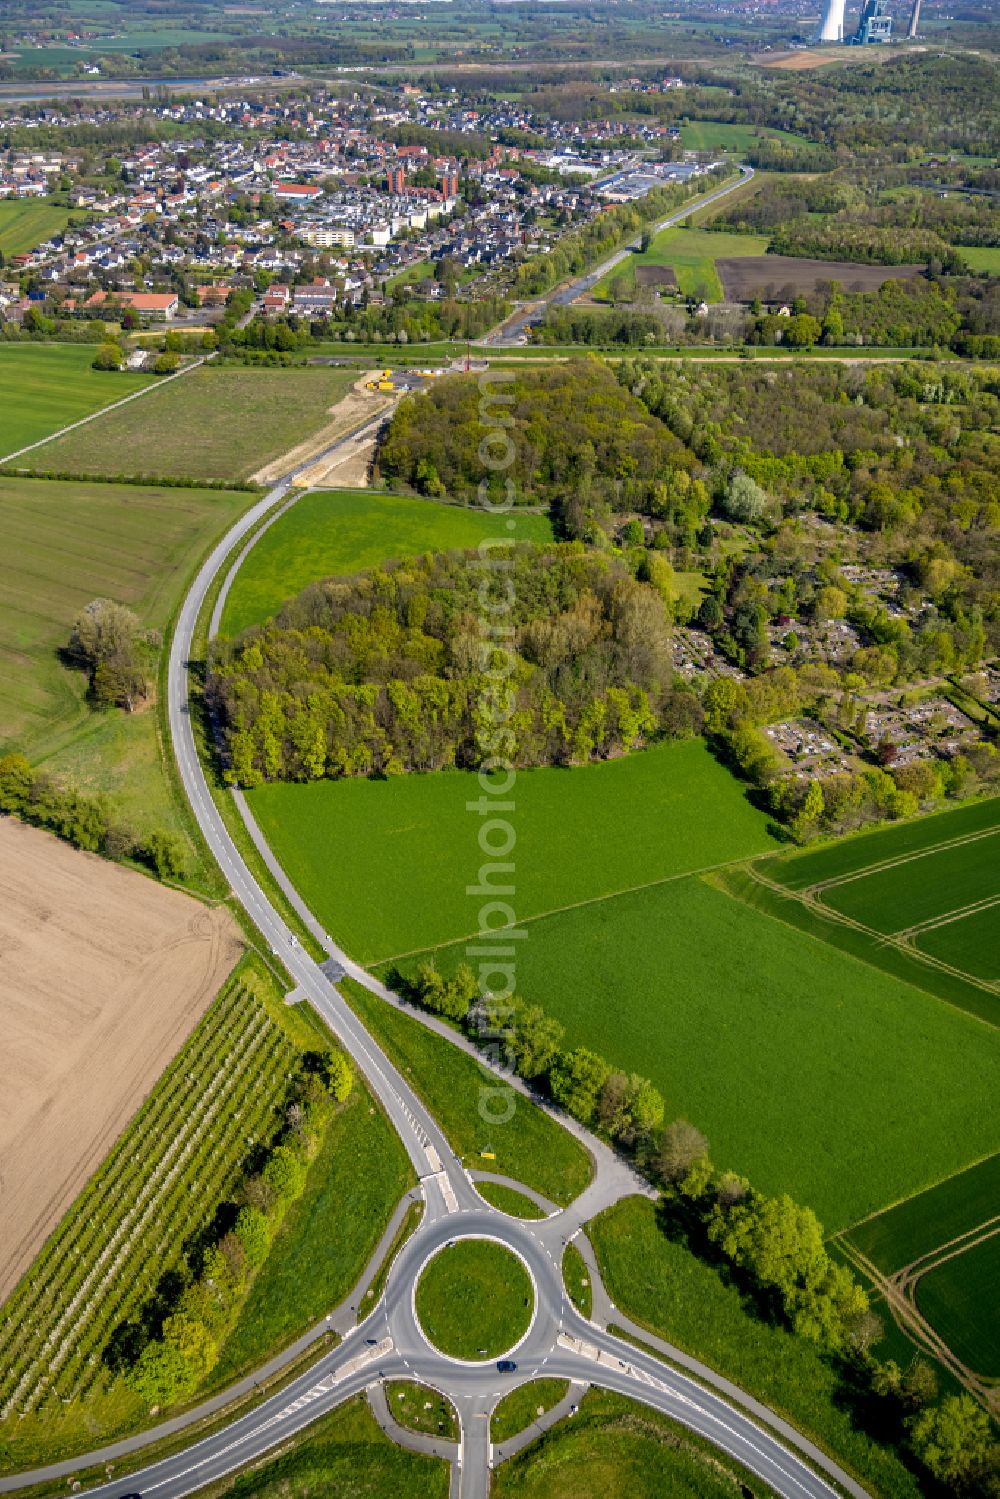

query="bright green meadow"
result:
[220,488,553,635]
[426,873,1000,1229]
[247,738,776,963]
[589,1199,921,1499]
[0,343,154,456]
[0,199,72,260]
[415,1239,534,1359]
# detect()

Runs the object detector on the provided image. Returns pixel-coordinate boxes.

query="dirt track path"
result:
[251,372,392,484]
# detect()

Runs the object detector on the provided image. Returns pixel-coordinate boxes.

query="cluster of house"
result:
[0,80,679,326]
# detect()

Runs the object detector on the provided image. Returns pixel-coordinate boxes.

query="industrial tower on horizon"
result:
[815,0,847,41]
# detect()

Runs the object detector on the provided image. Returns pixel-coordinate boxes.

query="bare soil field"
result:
[717,256,926,301]
[0,820,241,1300]
[251,371,392,485]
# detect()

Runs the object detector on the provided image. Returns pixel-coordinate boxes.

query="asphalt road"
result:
[4,413,869,1499]
[489,164,754,346]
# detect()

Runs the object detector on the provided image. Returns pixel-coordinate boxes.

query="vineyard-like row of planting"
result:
[0,974,297,1420]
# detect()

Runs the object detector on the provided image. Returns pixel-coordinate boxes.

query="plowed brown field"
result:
[0,819,241,1300]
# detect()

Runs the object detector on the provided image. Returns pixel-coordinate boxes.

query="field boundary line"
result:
[835,1150,1000,1241]
[366,847,779,969]
[806,824,1000,900]
[0,353,209,466]
[893,1217,1000,1289]
[836,1238,996,1412]
[896,893,1000,943]
[743,864,1000,1017]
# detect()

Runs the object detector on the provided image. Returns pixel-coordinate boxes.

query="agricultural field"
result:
[597,226,770,303]
[422,872,1000,1231]
[759,796,1000,994]
[0,198,72,259]
[246,738,777,963]
[24,365,357,483]
[0,474,252,865]
[839,1153,1000,1386]
[0,343,154,457]
[817,831,1000,933]
[677,120,820,156]
[763,796,1000,892]
[915,1235,1000,1379]
[220,489,553,636]
[716,256,927,302]
[0,955,286,1461]
[0,817,241,1310]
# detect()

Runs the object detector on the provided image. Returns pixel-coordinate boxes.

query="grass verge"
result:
[414,1240,533,1361]
[340,978,592,1204]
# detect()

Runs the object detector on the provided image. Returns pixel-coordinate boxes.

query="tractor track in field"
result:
[742,864,1000,1011]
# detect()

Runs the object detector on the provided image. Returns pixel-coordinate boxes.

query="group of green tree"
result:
[65,597,159,713]
[618,359,998,659]
[0,751,188,879]
[392,958,997,1490]
[219,292,506,359]
[376,359,688,513]
[715,167,985,272]
[120,1047,352,1408]
[208,544,687,784]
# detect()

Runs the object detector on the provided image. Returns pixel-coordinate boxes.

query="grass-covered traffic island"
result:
[415,1239,534,1361]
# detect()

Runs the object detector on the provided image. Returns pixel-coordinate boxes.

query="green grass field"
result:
[415,1239,534,1359]
[341,979,592,1205]
[493,1388,782,1499]
[677,121,820,155]
[597,225,770,303]
[0,343,154,456]
[818,832,1000,933]
[916,903,1000,983]
[845,1154,1000,1275]
[762,797,1000,893]
[426,873,1000,1230]
[956,246,1000,274]
[386,1382,459,1440]
[0,475,251,864]
[914,1234,1000,1379]
[221,1395,449,1499]
[247,739,776,964]
[473,1182,546,1219]
[221,489,553,635]
[491,1379,569,1444]
[0,199,72,259]
[590,1200,921,1499]
[25,365,356,482]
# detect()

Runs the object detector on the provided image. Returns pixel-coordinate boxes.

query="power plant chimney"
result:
[816,0,847,40]
[907,0,921,36]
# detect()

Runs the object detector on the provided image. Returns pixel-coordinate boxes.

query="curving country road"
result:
[5,419,868,1499]
[488,164,754,346]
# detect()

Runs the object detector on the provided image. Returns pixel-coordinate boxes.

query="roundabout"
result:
[413,1237,535,1363]
[0,423,869,1499]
